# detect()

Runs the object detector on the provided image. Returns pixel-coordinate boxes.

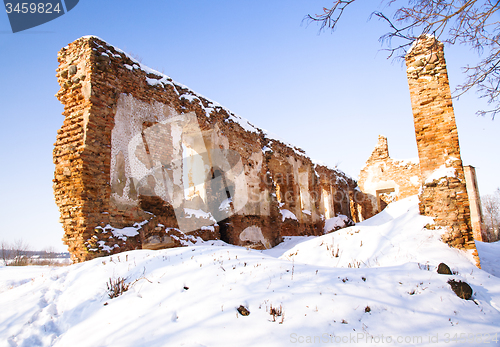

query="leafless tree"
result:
[1,240,12,265]
[11,239,31,266]
[42,246,57,259]
[482,188,500,241]
[307,0,500,119]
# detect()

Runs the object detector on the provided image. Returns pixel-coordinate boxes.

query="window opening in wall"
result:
[323,188,332,219]
[207,167,234,225]
[275,184,282,204]
[218,218,231,244]
[298,171,310,212]
[182,143,207,203]
[333,189,344,216]
[376,188,395,212]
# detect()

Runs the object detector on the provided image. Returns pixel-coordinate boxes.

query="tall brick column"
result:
[405,35,479,266]
[464,165,487,242]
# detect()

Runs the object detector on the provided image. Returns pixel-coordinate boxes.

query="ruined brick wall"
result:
[405,35,479,265]
[314,165,355,219]
[54,36,355,262]
[349,189,374,224]
[358,135,421,218]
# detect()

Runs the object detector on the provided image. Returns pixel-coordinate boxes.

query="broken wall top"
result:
[57,36,306,156]
[57,35,354,176]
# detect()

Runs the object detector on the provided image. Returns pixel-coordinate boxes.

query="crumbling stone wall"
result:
[405,35,479,266]
[358,135,421,218]
[54,36,357,262]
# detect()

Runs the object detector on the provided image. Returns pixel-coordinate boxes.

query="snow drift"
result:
[1,196,499,347]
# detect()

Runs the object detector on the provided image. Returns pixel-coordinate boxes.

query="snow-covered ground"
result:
[1,196,499,347]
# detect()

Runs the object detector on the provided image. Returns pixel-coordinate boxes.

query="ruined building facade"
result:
[359,135,486,246]
[358,135,421,217]
[54,36,358,263]
[54,35,484,265]
[357,36,484,266]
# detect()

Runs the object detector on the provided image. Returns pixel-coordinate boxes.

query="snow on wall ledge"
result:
[53,36,359,263]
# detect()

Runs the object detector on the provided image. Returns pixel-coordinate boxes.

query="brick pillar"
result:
[54,37,146,262]
[405,35,479,266]
[464,166,487,242]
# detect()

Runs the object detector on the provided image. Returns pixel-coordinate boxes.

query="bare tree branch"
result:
[307,0,500,119]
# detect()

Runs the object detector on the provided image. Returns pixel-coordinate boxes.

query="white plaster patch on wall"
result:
[111,94,183,207]
[362,163,394,195]
[111,95,250,230]
[410,175,421,186]
[239,225,270,249]
[322,189,333,220]
[81,80,91,101]
[82,109,90,145]
[244,151,268,216]
[363,176,400,197]
[287,156,302,217]
[171,123,183,186]
[298,171,311,213]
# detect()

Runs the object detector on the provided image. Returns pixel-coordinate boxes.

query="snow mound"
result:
[476,240,500,278]
[281,196,476,269]
[1,196,500,346]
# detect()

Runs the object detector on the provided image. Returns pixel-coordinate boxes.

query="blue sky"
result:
[0,0,498,251]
